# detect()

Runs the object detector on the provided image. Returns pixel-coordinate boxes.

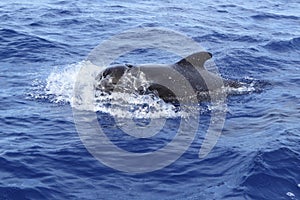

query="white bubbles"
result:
[29,61,96,104]
[286,192,295,198]
[44,63,82,104]
[224,80,256,94]
[94,91,181,119]
[285,184,300,199]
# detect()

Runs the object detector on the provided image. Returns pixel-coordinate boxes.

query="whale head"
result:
[95,65,126,91]
[95,64,136,92]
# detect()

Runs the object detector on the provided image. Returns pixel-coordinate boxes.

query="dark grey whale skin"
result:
[95,52,241,104]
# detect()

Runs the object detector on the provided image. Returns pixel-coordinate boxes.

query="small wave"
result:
[219,4,237,8]
[251,13,300,20]
[0,28,21,38]
[0,28,67,63]
[0,186,45,200]
[241,148,300,199]
[196,32,262,43]
[263,37,300,52]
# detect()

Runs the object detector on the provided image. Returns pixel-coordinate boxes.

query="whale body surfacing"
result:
[95,52,241,105]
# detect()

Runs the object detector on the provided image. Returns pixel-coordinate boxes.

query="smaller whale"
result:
[95,51,241,105]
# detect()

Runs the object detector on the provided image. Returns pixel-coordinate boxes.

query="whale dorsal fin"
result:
[176,51,212,69]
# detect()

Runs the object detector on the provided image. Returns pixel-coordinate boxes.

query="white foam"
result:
[94,91,182,119]
[286,192,295,198]
[225,81,256,94]
[45,61,105,105]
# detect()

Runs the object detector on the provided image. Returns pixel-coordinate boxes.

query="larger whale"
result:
[95,51,240,105]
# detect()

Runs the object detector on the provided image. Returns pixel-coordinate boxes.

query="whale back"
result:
[171,51,224,95]
[95,51,241,104]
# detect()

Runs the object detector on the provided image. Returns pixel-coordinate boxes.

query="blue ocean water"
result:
[1,0,300,199]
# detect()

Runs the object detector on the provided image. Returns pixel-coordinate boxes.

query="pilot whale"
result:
[95,51,240,104]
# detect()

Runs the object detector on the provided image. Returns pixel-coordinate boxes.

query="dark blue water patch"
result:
[33,5,83,18]
[97,112,179,153]
[241,148,300,200]
[218,4,238,8]
[137,22,162,28]
[110,48,181,65]
[28,21,45,28]
[0,28,74,63]
[0,155,64,198]
[281,129,300,152]
[0,28,22,40]
[251,12,300,21]
[0,186,47,200]
[126,146,248,199]
[215,49,280,79]
[263,37,300,53]
[48,0,71,6]
[0,13,11,21]
[94,103,212,154]
[194,32,266,45]
[50,18,86,27]
[216,9,228,13]
[0,156,50,179]
[107,5,127,9]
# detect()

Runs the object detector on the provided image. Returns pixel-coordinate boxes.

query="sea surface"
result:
[1,0,300,199]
